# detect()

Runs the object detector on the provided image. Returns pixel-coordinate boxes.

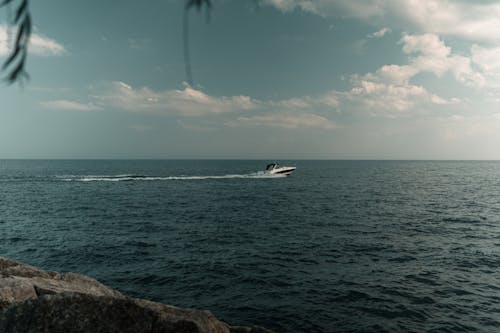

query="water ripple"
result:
[1,160,500,332]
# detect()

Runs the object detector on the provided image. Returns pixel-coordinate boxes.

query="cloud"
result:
[345,78,460,114]
[361,34,484,87]
[95,81,338,117]
[347,80,431,112]
[263,2,500,108]
[40,100,102,111]
[46,33,478,130]
[263,0,383,18]
[40,33,477,124]
[93,82,341,129]
[325,34,471,115]
[439,114,500,142]
[390,1,500,43]
[368,27,391,38]
[93,81,259,116]
[401,33,450,59]
[44,81,342,130]
[29,33,66,56]
[400,34,484,86]
[226,112,338,130]
[470,45,500,88]
[0,25,65,56]
[263,0,500,43]
[263,0,325,15]
[270,96,314,109]
[471,45,500,73]
[370,64,417,85]
[42,68,453,126]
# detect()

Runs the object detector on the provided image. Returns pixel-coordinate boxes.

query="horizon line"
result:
[1,158,500,161]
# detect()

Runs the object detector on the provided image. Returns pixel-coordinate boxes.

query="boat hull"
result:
[269,167,296,176]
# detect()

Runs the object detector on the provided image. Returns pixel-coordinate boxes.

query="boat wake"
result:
[58,172,286,182]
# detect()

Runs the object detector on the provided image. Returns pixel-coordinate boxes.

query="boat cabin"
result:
[266,163,278,171]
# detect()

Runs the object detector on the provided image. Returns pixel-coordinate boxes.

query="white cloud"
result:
[470,45,500,88]
[368,27,391,38]
[391,1,500,43]
[360,34,484,88]
[264,0,384,18]
[400,34,484,86]
[270,96,314,109]
[41,100,102,111]
[94,82,342,129]
[401,33,450,58]
[471,45,500,73]
[367,64,417,85]
[44,71,453,125]
[327,34,473,115]
[45,81,342,130]
[29,33,65,56]
[0,25,65,56]
[439,114,500,142]
[346,79,444,113]
[263,0,325,16]
[226,112,338,130]
[94,81,259,116]
[263,2,500,109]
[47,34,478,130]
[264,0,500,43]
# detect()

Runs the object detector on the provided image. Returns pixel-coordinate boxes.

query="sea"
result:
[1,159,499,332]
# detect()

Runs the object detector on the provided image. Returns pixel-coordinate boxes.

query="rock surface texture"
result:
[0,257,275,333]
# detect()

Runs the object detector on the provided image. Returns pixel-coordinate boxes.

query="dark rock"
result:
[0,257,277,333]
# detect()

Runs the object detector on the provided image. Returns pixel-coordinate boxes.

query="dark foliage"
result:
[186,0,212,10]
[0,0,215,85]
[183,0,212,86]
[1,0,31,84]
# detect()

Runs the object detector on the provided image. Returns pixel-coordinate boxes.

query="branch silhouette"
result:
[184,0,211,86]
[0,0,218,85]
[1,0,31,84]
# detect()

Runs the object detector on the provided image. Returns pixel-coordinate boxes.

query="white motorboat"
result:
[265,163,296,176]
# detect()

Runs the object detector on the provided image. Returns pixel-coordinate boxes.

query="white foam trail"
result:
[58,172,286,182]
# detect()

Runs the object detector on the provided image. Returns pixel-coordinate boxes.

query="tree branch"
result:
[183,0,211,86]
[1,0,31,84]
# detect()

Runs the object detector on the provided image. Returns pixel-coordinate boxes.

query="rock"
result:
[0,257,276,333]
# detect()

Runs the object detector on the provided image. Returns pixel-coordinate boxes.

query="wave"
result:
[57,172,286,182]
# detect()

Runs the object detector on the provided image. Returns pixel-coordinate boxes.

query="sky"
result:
[1,0,500,159]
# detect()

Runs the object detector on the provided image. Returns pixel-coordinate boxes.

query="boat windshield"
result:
[266,163,277,170]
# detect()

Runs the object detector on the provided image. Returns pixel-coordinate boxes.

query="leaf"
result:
[2,0,32,84]
[14,0,27,23]
[0,0,16,7]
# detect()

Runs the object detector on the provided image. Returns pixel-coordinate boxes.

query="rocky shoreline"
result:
[0,257,276,333]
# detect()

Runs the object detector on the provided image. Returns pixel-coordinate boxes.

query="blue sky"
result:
[1,0,500,159]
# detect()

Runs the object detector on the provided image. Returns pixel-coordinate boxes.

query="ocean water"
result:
[1,160,500,332]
